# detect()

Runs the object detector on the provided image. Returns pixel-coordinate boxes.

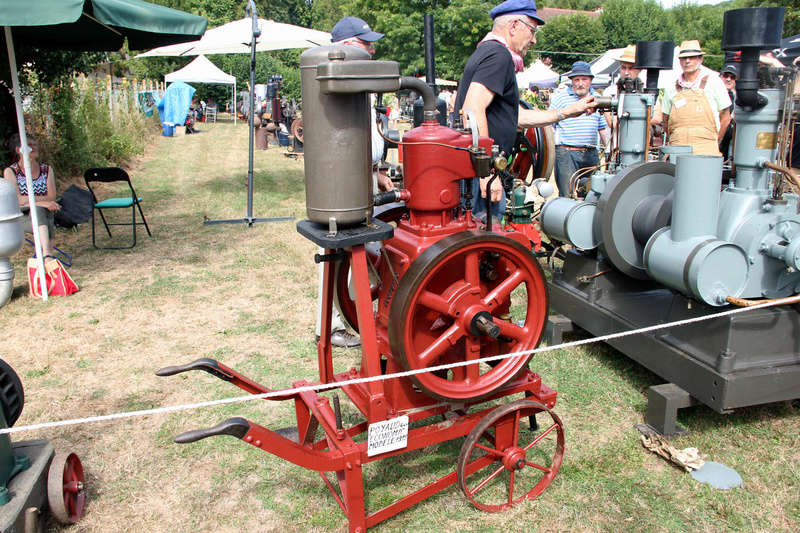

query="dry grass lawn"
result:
[1,121,798,532]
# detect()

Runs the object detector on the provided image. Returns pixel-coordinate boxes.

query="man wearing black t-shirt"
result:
[454,0,596,221]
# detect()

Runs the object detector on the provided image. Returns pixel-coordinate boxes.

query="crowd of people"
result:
[6,0,794,318]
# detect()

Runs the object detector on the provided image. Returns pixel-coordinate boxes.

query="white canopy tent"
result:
[517,60,559,89]
[416,76,457,87]
[135,17,331,129]
[164,55,237,123]
[135,6,323,226]
[134,17,331,57]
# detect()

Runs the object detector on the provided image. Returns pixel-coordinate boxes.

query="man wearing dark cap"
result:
[550,61,608,197]
[719,64,737,159]
[331,16,384,57]
[453,0,596,221]
[315,16,389,349]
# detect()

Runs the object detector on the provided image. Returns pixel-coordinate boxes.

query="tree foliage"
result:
[535,14,606,72]
[600,0,672,49]
[6,0,800,156]
[539,0,602,11]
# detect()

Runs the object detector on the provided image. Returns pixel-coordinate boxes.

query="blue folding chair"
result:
[83,167,152,249]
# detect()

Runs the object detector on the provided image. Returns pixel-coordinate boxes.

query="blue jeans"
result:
[555,146,599,197]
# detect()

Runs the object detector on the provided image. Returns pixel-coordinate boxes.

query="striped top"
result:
[549,87,607,147]
[9,162,49,196]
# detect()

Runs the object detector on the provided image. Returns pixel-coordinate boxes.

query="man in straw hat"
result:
[453,0,596,222]
[606,44,643,97]
[661,39,731,156]
[603,44,645,154]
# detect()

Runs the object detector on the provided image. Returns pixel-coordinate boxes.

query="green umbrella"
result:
[2,0,207,300]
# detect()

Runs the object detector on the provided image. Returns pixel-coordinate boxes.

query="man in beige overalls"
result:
[661,40,731,156]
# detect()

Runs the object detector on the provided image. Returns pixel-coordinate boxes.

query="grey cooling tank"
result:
[300,45,373,228]
[0,179,23,307]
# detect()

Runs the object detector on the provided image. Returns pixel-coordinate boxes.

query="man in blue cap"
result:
[331,16,384,57]
[454,0,596,222]
[550,60,608,197]
[316,16,390,348]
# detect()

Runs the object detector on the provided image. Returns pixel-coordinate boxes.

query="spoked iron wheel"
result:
[334,206,408,332]
[388,231,548,401]
[290,118,303,144]
[47,452,86,524]
[457,399,564,512]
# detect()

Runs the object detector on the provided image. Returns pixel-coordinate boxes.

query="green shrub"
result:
[28,78,153,182]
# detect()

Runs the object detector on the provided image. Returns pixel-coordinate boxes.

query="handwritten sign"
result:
[367,415,409,457]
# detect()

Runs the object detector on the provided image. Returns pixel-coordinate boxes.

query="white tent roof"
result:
[165,55,235,84]
[517,60,559,89]
[135,17,331,58]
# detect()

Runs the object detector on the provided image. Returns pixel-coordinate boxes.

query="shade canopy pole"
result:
[202,0,293,227]
[4,26,47,300]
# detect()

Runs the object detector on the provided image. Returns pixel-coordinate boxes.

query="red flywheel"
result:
[388,231,548,401]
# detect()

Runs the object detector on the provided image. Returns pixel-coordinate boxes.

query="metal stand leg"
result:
[317,251,335,383]
[640,383,697,436]
[546,314,575,345]
[349,245,387,421]
[339,465,366,533]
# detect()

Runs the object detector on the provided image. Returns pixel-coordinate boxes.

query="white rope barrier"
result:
[1,295,797,436]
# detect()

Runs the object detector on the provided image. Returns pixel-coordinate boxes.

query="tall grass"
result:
[28,77,157,179]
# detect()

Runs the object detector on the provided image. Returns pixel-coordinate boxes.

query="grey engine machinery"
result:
[538,7,800,434]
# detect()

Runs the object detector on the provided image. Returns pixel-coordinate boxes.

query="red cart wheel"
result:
[388,231,548,401]
[290,118,303,144]
[457,399,564,512]
[334,206,408,332]
[48,452,86,524]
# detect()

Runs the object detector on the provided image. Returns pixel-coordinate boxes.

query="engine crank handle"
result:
[174,417,250,444]
[155,358,234,380]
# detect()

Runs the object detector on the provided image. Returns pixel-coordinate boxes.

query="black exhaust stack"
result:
[413,14,448,127]
[722,7,784,110]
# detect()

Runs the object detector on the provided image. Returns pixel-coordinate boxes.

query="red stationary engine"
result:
[335,118,550,406]
[160,46,562,533]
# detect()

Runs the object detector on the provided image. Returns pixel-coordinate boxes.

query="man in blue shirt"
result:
[550,61,608,197]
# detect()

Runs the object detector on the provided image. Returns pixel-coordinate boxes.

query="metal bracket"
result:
[314,250,345,264]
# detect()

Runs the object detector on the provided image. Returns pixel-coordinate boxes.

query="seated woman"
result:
[3,134,59,257]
